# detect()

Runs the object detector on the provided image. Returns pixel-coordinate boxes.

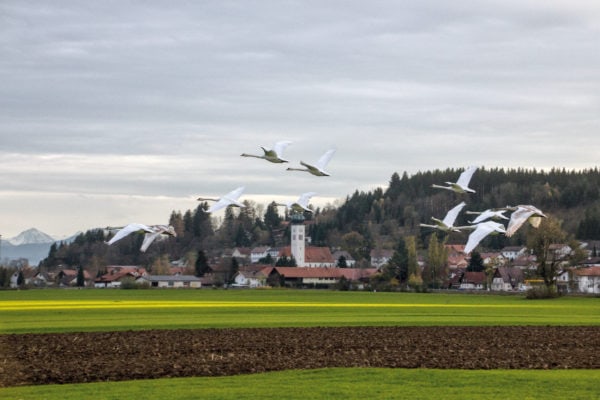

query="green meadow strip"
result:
[1,368,599,400]
[1,289,598,334]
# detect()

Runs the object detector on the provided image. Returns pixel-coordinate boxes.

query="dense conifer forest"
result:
[37,167,600,274]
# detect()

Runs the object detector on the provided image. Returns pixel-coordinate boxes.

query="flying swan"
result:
[432,166,478,193]
[276,192,317,214]
[462,221,506,254]
[419,201,466,232]
[505,205,547,237]
[287,148,336,176]
[465,208,509,224]
[106,223,176,252]
[241,141,292,163]
[197,186,246,213]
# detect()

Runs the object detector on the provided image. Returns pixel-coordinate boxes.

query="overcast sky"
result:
[1,1,599,239]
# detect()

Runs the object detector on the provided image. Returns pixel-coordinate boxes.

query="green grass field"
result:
[1,289,598,333]
[1,368,599,400]
[1,289,599,399]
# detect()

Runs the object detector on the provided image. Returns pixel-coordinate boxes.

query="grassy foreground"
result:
[1,368,599,400]
[1,289,599,334]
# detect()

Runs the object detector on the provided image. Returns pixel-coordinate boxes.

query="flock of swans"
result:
[105,145,546,256]
[106,141,334,252]
[422,166,547,254]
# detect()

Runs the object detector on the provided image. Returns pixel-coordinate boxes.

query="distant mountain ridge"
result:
[1,228,82,266]
[6,228,55,245]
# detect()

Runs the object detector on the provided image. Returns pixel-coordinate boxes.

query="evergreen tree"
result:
[195,250,210,277]
[385,237,408,283]
[76,266,85,287]
[337,255,348,268]
[467,251,484,272]
[227,257,239,284]
[264,202,282,229]
[17,270,24,287]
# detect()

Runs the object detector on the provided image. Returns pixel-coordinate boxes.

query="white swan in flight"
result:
[419,201,466,232]
[505,205,547,237]
[287,148,336,176]
[197,186,246,213]
[432,166,478,193]
[462,221,506,254]
[106,223,176,252]
[466,208,509,224]
[276,192,317,213]
[241,141,292,163]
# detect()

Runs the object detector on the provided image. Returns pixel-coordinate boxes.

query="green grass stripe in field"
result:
[1,368,599,400]
[0,299,570,311]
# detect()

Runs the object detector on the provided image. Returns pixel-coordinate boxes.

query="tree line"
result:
[34,166,600,282]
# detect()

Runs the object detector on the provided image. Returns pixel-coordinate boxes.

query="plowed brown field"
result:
[2,326,599,387]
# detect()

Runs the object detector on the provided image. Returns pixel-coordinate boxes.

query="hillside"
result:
[33,166,600,272]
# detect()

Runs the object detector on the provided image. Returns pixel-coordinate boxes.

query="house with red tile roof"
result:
[458,271,486,290]
[267,266,377,288]
[278,246,335,268]
[573,266,600,294]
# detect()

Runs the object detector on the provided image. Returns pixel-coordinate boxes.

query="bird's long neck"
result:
[241,153,263,159]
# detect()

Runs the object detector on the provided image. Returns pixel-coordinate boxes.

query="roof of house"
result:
[573,266,600,277]
[338,268,377,280]
[273,267,340,278]
[462,271,486,284]
[279,246,335,264]
[141,275,202,282]
[233,247,252,256]
[251,246,270,254]
[332,250,354,259]
[95,271,137,283]
[501,246,526,252]
[493,267,524,283]
[271,266,377,281]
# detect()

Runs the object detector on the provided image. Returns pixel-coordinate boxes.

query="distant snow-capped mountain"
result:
[7,228,55,246]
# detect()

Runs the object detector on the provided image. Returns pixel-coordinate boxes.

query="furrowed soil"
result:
[1,326,599,387]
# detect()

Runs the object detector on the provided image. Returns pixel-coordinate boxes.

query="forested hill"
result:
[40,166,600,270]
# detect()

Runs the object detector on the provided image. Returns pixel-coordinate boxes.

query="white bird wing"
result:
[505,205,546,236]
[464,221,505,254]
[207,186,246,213]
[506,206,534,237]
[469,210,493,224]
[296,192,317,209]
[223,186,245,202]
[272,141,292,157]
[315,148,336,171]
[140,232,161,252]
[107,223,152,245]
[442,201,466,227]
[456,166,477,188]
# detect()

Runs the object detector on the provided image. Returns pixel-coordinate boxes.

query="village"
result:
[9,221,600,295]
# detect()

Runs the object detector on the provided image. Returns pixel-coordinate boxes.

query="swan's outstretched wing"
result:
[505,205,546,237]
[469,209,509,224]
[207,186,246,213]
[271,141,292,157]
[442,201,466,227]
[315,148,336,171]
[107,223,153,245]
[140,232,161,252]
[222,186,245,203]
[464,221,506,254]
[295,192,317,211]
[456,166,477,188]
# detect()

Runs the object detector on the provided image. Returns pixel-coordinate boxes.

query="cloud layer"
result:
[1,1,599,237]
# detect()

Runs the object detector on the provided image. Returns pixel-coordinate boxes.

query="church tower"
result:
[290,213,305,267]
